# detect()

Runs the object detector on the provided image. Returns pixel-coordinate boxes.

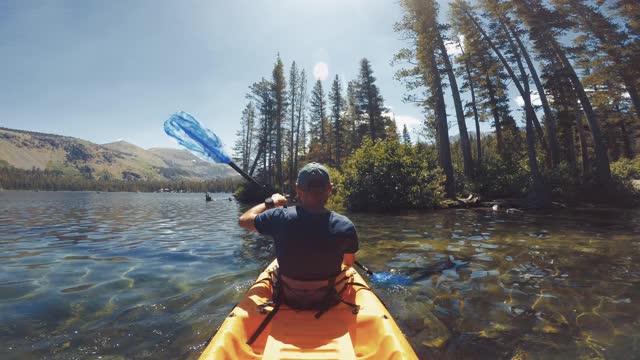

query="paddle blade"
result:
[371,272,413,285]
[164,111,232,164]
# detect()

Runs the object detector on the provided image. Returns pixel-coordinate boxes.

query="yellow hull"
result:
[198,260,418,360]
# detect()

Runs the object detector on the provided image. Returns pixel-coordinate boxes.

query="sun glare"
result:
[313,62,329,81]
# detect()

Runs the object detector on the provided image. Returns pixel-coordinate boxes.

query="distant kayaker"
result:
[239,162,359,309]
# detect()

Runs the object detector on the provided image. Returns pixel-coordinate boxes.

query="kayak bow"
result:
[198,260,418,359]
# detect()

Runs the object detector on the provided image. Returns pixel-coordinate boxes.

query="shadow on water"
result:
[1,191,640,359]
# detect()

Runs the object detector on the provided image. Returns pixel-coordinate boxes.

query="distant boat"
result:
[205,192,212,202]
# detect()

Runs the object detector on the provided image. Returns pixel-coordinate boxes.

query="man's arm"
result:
[238,193,287,231]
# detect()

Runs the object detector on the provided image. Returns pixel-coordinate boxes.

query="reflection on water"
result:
[1,191,639,359]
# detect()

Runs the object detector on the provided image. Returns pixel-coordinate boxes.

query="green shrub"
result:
[611,156,640,180]
[325,166,346,212]
[471,156,530,198]
[340,139,445,211]
[234,181,267,203]
[544,162,581,198]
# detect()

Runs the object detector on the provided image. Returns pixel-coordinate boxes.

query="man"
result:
[238,162,358,309]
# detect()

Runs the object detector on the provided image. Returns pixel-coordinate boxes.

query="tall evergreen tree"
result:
[510,0,611,184]
[451,0,518,159]
[247,78,274,184]
[309,79,329,162]
[396,0,455,197]
[271,55,287,191]
[356,58,386,143]
[454,38,483,165]
[480,0,561,167]
[435,23,474,179]
[233,102,256,172]
[402,124,412,145]
[345,80,364,154]
[457,0,546,200]
[288,61,299,193]
[329,75,345,167]
[294,69,308,180]
[552,0,640,120]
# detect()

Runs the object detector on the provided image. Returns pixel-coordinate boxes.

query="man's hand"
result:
[271,193,288,207]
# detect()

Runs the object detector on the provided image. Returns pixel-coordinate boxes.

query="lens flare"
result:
[313,62,329,81]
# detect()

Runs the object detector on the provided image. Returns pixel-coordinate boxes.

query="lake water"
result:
[1,191,639,359]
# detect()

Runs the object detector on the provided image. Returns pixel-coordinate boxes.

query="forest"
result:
[232,0,640,209]
[0,164,241,193]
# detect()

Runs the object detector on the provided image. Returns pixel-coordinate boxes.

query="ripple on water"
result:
[2,193,640,359]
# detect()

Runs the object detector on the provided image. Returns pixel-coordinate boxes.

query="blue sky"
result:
[1,0,504,150]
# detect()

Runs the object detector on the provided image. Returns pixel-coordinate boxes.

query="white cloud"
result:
[514,92,542,107]
[393,114,421,130]
[313,62,329,81]
[384,111,422,135]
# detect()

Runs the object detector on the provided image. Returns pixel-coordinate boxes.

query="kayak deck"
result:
[198,260,417,359]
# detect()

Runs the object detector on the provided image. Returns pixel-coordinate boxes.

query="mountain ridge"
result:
[0,127,237,181]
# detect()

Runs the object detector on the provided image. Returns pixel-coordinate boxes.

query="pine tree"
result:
[247,78,274,185]
[552,0,639,120]
[456,0,546,200]
[329,75,345,167]
[435,22,474,179]
[309,79,329,162]
[450,0,517,159]
[511,0,611,184]
[271,55,287,191]
[402,124,412,145]
[233,102,256,172]
[356,58,387,143]
[288,61,299,193]
[344,80,364,154]
[480,0,561,167]
[293,69,307,180]
[396,0,455,197]
[454,37,483,165]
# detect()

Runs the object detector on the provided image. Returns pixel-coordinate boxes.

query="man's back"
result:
[255,205,358,281]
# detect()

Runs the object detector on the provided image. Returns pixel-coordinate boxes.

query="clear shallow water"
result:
[1,191,639,359]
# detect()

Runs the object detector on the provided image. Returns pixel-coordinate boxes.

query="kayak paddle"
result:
[164,111,264,190]
[355,261,413,285]
[163,111,413,286]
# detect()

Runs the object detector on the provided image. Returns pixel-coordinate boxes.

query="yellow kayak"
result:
[198,260,418,360]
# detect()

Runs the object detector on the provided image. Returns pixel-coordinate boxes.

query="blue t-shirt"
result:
[254,205,359,281]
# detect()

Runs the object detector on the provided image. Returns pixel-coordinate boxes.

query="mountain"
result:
[0,127,237,181]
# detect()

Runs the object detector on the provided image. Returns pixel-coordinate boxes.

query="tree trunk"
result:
[620,119,634,159]
[486,73,504,155]
[293,82,306,194]
[466,8,533,151]
[525,95,546,200]
[425,49,455,197]
[465,7,546,199]
[435,77,456,198]
[289,84,296,194]
[461,45,482,165]
[574,105,591,177]
[548,38,611,183]
[471,78,482,166]
[505,20,561,167]
[499,20,550,166]
[436,31,474,179]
